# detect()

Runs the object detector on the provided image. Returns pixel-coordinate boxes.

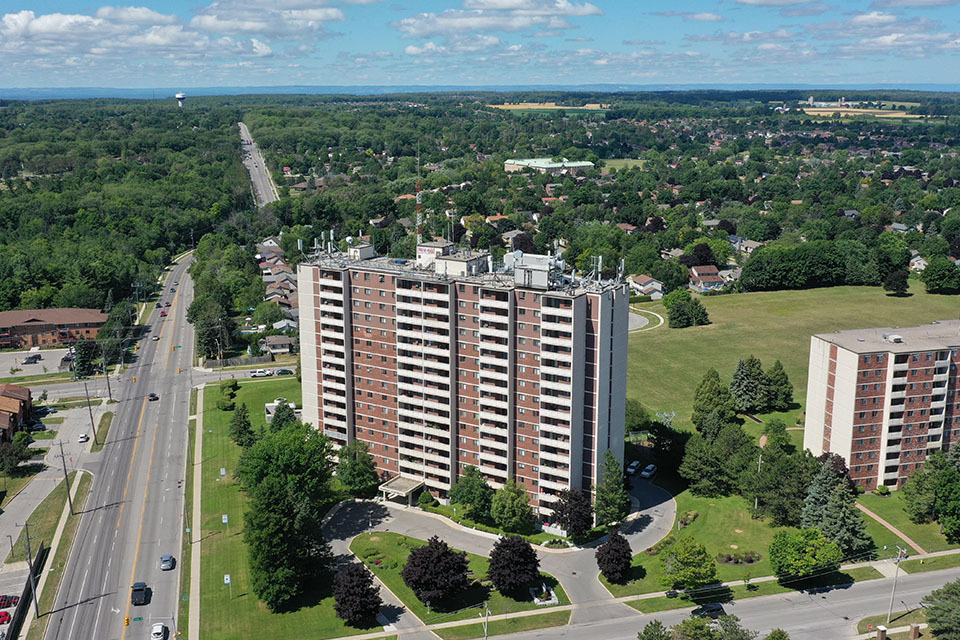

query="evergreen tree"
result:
[679,433,727,497]
[637,620,672,640]
[883,268,910,295]
[229,403,257,448]
[269,400,298,431]
[333,563,382,626]
[923,578,960,640]
[765,360,793,412]
[696,408,729,442]
[552,488,594,540]
[800,461,842,529]
[488,536,541,595]
[337,440,380,496]
[491,477,534,534]
[692,368,736,434]
[595,531,633,584]
[729,355,770,414]
[449,465,494,522]
[595,449,630,526]
[820,484,873,556]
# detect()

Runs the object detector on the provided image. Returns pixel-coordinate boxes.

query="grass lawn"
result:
[434,611,571,640]
[902,552,960,574]
[422,503,561,545]
[90,412,114,453]
[0,462,44,510]
[859,493,959,553]
[0,372,72,386]
[603,159,644,172]
[199,378,372,640]
[351,532,569,625]
[32,430,57,440]
[40,417,64,425]
[178,417,196,639]
[627,283,960,432]
[24,472,93,640]
[858,609,927,633]
[6,472,77,564]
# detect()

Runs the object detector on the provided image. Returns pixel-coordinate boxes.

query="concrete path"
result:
[627,312,649,331]
[188,387,204,640]
[856,503,927,555]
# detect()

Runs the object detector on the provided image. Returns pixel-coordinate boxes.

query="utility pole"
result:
[753,453,763,512]
[887,545,907,623]
[83,382,100,446]
[18,522,40,617]
[99,342,113,402]
[57,441,74,515]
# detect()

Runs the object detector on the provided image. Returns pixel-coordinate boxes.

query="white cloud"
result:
[404,41,447,55]
[95,6,178,25]
[654,11,724,22]
[733,0,809,5]
[849,11,898,27]
[871,0,960,6]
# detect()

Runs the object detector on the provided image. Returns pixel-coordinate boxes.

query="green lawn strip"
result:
[40,417,64,425]
[0,463,44,510]
[0,372,72,386]
[177,418,196,639]
[434,611,571,640]
[902,553,960,574]
[31,431,57,440]
[90,412,114,453]
[50,399,101,410]
[190,387,198,415]
[6,472,77,564]
[859,493,959,553]
[24,472,93,640]
[351,532,569,626]
[421,503,562,545]
[199,379,370,640]
[858,609,927,633]
[627,283,957,433]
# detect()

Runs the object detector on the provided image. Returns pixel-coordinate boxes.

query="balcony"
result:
[538,476,569,492]
[889,388,906,400]
[887,416,904,427]
[539,449,571,464]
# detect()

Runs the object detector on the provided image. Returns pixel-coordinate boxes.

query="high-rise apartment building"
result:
[298,241,628,516]
[804,320,960,490]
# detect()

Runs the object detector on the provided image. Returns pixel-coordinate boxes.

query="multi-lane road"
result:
[239,121,278,208]
[44,259,195,640]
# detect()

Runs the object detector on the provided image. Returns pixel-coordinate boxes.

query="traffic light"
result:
[124,616,130,627]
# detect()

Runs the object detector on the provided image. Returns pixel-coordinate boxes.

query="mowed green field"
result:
[603,158,645,171]
[627,283,960,431]
[198,378,387,640]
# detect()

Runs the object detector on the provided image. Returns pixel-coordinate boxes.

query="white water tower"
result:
[175,92,186,108]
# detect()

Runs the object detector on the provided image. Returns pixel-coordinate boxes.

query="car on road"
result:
[151,623,167,640]
[173,281,179,286]
[22,354,41,364]
[148,393,159,401]
[639,464,657,479]
[130,582,148,605]
[250,369,273,377]
[164,301,171,307]
[0,610,10,624]
[160,554,174,571]
[159,311,167,318]
[170,288,176,292]
[275,369,293,375]
[626,460,641,475]
[152,336,160,341]
[155,302,162,308]
[692,603,724,619]
[78,433,89,443]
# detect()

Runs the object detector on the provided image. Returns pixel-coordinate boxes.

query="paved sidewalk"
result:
[856,503,927,555]
[187,386,204,640]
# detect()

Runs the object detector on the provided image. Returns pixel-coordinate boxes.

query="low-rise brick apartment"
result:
[0,383,32,441]
[298,241,628,517]
[804,320,960,490]
[0,308,109,349]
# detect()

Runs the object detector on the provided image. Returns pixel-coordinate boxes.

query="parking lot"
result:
[0,349,69,380]
[0,563,30,635]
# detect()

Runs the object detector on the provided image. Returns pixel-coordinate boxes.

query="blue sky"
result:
[2,0,960,88]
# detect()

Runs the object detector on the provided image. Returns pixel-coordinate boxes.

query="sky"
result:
[2,0,960,89]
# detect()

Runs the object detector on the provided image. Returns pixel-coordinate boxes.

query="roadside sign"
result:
[224,574,231,585]
[220,468,226,476]
[222,514,228,525]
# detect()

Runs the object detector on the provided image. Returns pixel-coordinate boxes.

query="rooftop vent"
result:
[882,333,903,343]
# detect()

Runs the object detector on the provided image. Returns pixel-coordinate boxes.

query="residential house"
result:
[909,252,929,272]
[626,274,663,300]
[260,335,295,355]
[272,319,299,332]
[718,267,742,283]
[615,223,638,235]
[660,248,684,261]
[689,265,725,292]
[0,384,31,441]
[501,229,526,250]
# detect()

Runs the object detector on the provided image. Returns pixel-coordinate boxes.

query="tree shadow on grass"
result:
[777,570,858,596]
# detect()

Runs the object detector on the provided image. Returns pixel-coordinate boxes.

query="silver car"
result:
[160,554,174,571]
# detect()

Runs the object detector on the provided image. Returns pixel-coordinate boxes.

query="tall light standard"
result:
[887,545,908,623]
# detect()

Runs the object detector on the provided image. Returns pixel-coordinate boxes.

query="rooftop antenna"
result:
[416,144,423,245]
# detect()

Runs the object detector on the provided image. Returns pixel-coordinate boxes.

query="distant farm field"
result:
[626,283,960,431]
[802,107,920,119]
[488,102,608,111]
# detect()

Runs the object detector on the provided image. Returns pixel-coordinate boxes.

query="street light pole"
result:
[57,441,74,515]
[887,545,907,623]
[83,382,100,446]
[18,522,40,617]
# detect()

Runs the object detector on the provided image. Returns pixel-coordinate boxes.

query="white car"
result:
[250,369,273,377]
[626,460,641,476]
[151,623,166,640]
[639,464,657,479]
[78,433,89,443]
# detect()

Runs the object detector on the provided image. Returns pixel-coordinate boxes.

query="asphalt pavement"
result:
[239,122,278,208]
[43,258,195,640]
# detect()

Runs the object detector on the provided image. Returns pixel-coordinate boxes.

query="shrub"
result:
[216,398,236,411]
[418,490,437,507]
[678,511,699,528]
[875,485,890,496]
[629,295,652,303]
[644,536,676,556]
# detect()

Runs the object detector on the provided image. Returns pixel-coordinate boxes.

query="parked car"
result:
[692,603,724,619]
[626,460,641,476]
[160,554,174,571]
[275,369,294,376]
[130,582,148,605]
[78,433,89,443]
[0,610,10,624]
[250,369,273,378]
[639,464,657,479]
[148,393,159,401]
[0,595,20,609]
[151,623,167,640]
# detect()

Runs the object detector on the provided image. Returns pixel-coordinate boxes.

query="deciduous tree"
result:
[334,563,382,626]
[660,537,718,591]
[552,488,594,540]
[491,477,534,534]
[596,531,633,584]
[337,440,380,496]
[401,536,470,604]
[488,536,541,594]
[769,529,842,582]
[449,465,494,522]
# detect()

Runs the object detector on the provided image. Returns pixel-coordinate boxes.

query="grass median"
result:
[435,611,571,640]
[198,379,370,640]
[177,417,196,640]
[90,412,114,453]
[6,472,79,564]
[351,532,569,626]
[902,552,960,574]
[24,472,93,640]
[858,609,927,634]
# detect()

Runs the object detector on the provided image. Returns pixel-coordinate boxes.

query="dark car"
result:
[164,302,171,307]
[155,302,162,308]
[131,582,148,605]
[148,393,159,401]
[275,369,294,375]
[692,603,725,619]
